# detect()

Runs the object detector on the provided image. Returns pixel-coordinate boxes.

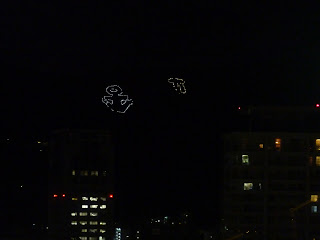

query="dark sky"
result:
[2,1,320,230]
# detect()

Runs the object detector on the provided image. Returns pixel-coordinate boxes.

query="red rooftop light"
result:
[109,194,113,198]
[53,194,58,198]
[316,104,320,108]
[238,107,241,110]
[62,194,66,197]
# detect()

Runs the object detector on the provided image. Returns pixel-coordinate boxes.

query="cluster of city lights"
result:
[53,194,113,198]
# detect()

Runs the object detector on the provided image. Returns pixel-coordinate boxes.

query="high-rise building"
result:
[221,106,320,240]
[48,129,115,240]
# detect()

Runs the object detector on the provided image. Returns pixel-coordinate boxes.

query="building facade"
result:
[48,129,115,240]
[222,132,320,240]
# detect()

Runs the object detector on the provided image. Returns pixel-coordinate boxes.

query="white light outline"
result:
[102,85,133,113]
[168,78,186,94]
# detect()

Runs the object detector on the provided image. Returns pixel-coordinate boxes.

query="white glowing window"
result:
[90,205,98,209]
[244,183,253,190]
[100,229,106,233]
[91,171,99,176]
[101,197,107,201]
[311,206,318,213]
[90,212,98,217]
[100,205,106,209]
[80,221,87,225]
[82,205,88,209]
[100,222,106,225]
[90,197,98,201]
[90,221,98,225]
[71,221,77,225]
[99,237,105,240]
[89,229,98,233]
[82,229,88,232]
[79,237,87,240]
[242,155,249,165]
[82,197,89,201]
[71,212,77,216]
[80,212,88,216]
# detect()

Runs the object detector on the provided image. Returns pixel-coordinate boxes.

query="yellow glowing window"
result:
[101,197,107,201]
[100,229,106,233]
[82,197,88,201]
[90,221,98,225]
[82,205,88,209]
[72,197,78,201]
[71,221,77,225]
[71,212,77,216]
[80,221,87,225]
[275,138,281,150]
[89,229,98,233]
[90,197,98,201]
[100,205,107,209]
[90,205,98,209]
[81,229,88,232]
[316,139,320,150]
[259,144,263,149]
[311,195,318,202]
[100,222,106,225]
[72,170,75,176]
[79,237,87,240]
[91,171,98,176]
[316,156,320,166]
[80,171,88,176]
[90,212,98,216]
[79,212,88,216]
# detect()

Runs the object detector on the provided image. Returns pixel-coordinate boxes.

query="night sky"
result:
[2,1,320,231]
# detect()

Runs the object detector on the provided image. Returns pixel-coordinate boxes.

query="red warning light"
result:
[316,104,320,108]
[109,194,113,199]
[238,107,241,110]
[53,194,58,198]
[62,194,66,197]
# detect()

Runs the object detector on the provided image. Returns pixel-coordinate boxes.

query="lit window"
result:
[316,156,320,166]
[244,183,253,190]
[242,155,249,165]
[100,205,106,209]
[90,229,98,233]
[71,221,77,225]
[101,197,107,201]
[82,205,88,209]
[80,171,88,176]
[89,237,98,240]
[90,212,98,217]
[72,170,76,176]
[275,138,281,150]
[311,195,318,202]
[72,197,78,201]
[71,212,77,216]
[259,183,262,190]
[259,144,263,149]
[90,197,98,201]
[311,206,318,213]
[99,237,105,240]
[82,229,88,232]
[79,237,87,240]
[100,222,106,225]
[80,221,88,225]
[82,197,89,201]
[80,212,88,216]
[90,205,98,209]
[90,221,98,225]
[100,229,106,233]
[316,139,320,150]
[91,171,99,176]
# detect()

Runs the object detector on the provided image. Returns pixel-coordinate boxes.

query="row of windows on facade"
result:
[240,155,320,166]
[237,138,320,150]
[73,170,106,176]
[72,197,107,201]
[70,228,106,233]
[71,221,106,225]
[71,237,105,240]
[71,212,99,216]
[76,205,106,209]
